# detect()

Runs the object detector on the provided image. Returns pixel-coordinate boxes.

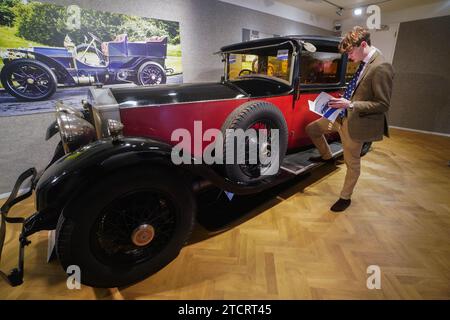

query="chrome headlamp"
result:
[56,111,96,153]
[55,101,84,118]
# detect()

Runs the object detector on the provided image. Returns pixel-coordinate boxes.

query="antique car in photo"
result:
[0,33,170,101]
[0,35,371,288]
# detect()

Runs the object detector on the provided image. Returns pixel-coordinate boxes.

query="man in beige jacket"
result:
[306,26,394,212]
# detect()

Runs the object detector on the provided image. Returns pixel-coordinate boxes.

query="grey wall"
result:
[389,15,450,134]
[42,0,332,82]
[0,0,332,194]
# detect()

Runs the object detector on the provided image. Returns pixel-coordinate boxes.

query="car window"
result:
[345,60,359,82]
[299,51,342,85]
[227,46,293,85]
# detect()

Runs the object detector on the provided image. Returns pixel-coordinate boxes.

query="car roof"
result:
[219,35,342,53]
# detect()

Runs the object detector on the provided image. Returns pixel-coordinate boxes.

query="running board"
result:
[281,142,343,175]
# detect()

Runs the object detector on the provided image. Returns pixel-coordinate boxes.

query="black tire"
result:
[221,101,288,183]
[0,59,57,101]
[136,61,167,85]
[55,166,196,288]
[75,44,106,65]
[360,141,372,157]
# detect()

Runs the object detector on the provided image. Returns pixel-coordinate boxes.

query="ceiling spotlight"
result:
[354,8,363,16]
[336,7,343,16]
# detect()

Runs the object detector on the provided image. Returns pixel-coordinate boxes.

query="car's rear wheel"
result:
[55,166,195,288]
[221,101,288,183]
[137,61,167,85]
[0,59,57,101]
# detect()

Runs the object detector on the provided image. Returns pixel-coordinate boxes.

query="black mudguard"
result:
[34,137,176,231]
[5,49,76,85]
[34,136,291,234]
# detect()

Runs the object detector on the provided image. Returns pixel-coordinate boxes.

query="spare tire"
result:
[221,100,288,183]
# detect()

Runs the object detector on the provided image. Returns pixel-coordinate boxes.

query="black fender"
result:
[126,57,166,70]
[34,137,176,228]
[32,135,293,236]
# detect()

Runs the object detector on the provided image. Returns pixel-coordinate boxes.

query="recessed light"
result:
[354,8,363,16]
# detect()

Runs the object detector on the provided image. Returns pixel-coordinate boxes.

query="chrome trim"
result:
[55,101,84,118]
[88,87,121,139]
[116,91,295,110]
[107,119,124,141]
[118,96,250,109]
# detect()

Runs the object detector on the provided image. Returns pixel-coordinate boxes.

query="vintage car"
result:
[0,35,371,288]
[0,33,171,101]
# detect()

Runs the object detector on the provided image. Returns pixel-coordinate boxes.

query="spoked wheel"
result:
[221,101,288,183]
[55,167,195,288]
[239,120,275,179]
[92,190,177,266]
[137,61,167,85]
[0,59,57,101]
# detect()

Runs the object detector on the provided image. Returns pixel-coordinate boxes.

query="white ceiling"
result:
[276,0,446,19]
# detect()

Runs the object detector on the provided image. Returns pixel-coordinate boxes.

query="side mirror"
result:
[302,41,317,53]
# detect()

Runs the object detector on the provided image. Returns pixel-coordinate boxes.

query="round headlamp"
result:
[56,112,96,153]
[55,101,84,118]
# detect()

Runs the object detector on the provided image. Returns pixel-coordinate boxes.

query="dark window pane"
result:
[300,51,341,84]
[345,61,359,82]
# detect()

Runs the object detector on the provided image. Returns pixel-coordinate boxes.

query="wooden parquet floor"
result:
[0,128,449,299]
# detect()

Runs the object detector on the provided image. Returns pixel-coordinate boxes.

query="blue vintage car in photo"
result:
[0,33,172,101]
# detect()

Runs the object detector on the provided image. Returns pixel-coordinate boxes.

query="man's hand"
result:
[328,98,351,109]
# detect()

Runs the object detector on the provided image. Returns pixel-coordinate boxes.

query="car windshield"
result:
[225,43,294,85]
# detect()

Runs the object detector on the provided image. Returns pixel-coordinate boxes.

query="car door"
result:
[289,43,347,149]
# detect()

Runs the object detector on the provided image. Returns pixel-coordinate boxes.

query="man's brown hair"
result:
[339,26,371,53]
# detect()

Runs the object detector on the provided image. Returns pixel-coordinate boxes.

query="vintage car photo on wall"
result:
[0,35,372,288]
[0,0,182,116]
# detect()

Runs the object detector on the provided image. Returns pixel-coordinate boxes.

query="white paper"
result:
[308,92,342,123]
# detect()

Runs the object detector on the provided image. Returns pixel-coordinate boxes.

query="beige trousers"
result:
[305,117,363,200]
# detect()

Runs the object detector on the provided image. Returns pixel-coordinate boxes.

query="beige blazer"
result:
[347,51,394,142]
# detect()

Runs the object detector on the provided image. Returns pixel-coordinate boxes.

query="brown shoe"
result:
[330,198,351,212]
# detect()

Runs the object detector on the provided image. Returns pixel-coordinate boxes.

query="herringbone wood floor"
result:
[1,128,449,299]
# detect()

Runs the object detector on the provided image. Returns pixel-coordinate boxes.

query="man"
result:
[305,26,394,212]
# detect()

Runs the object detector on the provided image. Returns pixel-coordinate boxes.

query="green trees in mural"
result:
[5,1,180,47]
[15,2,67,46]
[0,0,19,27]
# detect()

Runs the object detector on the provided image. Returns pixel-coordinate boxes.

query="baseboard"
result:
[389,126,450,137]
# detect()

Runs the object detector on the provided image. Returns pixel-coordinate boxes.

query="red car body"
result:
[1,35,353,288]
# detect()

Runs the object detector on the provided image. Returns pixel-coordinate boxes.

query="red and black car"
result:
[0,35,369,288]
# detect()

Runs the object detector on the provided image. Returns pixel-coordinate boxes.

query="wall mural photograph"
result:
[0,0,182,116]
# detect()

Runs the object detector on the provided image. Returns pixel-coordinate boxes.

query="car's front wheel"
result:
[55,166,195,288]
[0,59,57,101]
